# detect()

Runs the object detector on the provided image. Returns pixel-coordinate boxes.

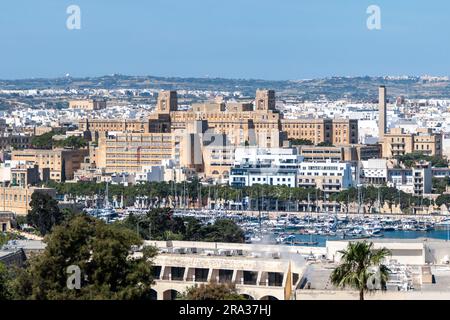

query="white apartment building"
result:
[135,166,165,183]
[230,148,353,194]
[387,161,432,196]
[361,159,432,196]
[233,146,302,169]
[230,147,302,188]
[361,158,389,185]
[297,160,353,195]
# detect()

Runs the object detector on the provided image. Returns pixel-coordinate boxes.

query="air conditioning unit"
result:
[204,250,215,256]
[272,252,281,259]
[189,247,198,254]
[218,249,232,256]
[173,247,186,254]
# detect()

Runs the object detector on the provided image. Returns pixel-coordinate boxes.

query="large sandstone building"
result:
[79,89,359,180]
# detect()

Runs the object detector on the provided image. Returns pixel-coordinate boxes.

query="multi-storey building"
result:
[80,89,359,150]
[69,99,107,111]
[143,240,307,300]
[331,119,359,145]
[382,128,442,158]
[361,159,432,195]
[0,133,33,151]
[230,147,302,188]
[413,128,442,157]
[295,144,381,163]
[280,119,332,145]
[382,128,414,157]
[0,186,56,215]
[78,89,360,181]
[11,148,89,182]
[387,161,432,196]
[79,119,149,141]
[297,160,353,196]
[229,148,353,195]
[96,132,174,174]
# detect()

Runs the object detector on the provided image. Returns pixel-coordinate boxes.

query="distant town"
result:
[1,75,450,301]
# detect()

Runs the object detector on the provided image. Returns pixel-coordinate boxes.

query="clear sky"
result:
[0,0,449,80]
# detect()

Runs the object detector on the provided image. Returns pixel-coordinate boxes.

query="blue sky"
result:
[0,0,449,80]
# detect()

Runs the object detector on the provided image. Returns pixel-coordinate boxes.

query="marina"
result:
[81,199,450,246]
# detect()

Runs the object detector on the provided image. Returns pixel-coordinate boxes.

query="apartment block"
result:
[0,133,33,151]
[11,148,89,182]
[96,132,174,173]
[331,119,359,145]
[69,99,107,111]
[413,128,442,157]
[280,119,332,145]
[0,186,56,215]
[297,160,353,195]
[296,144,381,163]
[382,128,442,158]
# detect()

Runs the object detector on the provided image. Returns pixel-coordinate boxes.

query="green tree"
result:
[12,214,157,300]
[0,263,12,300]
[436,194,450,207]
[120,209,244,243]
[317,141,334,147]
[330,241,391,300]
[433,177,450,194]
[31,131,56,149]
[395,152,448,168]
[54,136,88,149]
[290,138,314,145]
[27,193,64,236]
[179,282,247,300]
[202,219,245,243]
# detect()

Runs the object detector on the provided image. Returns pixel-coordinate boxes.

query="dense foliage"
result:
[6,214,157,300]
[27,192,64,236]
[179,282,247,300]
[290,138,314,145]
[436,194,450,207]
[317,141,335,147]
[395,152,448,168]
[432,177,450,194]
[31,131,57,149]
[53,136,88,149]
[31,130,87,149]
[45,179,437,213]
[329,186,431,213]
[0,263,12,300]
[120,208,245,243]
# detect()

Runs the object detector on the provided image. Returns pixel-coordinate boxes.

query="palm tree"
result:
[330,241,391,300]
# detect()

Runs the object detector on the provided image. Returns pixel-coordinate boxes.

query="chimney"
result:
[378,86,387,142]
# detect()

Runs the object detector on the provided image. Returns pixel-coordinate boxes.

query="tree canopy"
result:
[179,282,247,300]
[30,130,87,150]
[27,192,65,236]
[395,152,448,168]
[290,138,314,146]
[0,263,12,300]
[120,208,245,243]
[10,214,157,300]
[330,241,391,300]
[329,186,431,212]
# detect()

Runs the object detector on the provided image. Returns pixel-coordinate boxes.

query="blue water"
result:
[287,228,450,247]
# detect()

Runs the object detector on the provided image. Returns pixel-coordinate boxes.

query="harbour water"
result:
[278,228,450,247]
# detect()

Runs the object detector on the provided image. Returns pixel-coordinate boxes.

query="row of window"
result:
[0,194,31,202]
